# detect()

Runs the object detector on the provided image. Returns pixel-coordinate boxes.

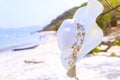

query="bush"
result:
[113,40,120,46]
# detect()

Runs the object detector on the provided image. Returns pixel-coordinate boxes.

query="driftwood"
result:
[100,41,114,52]
[24,60,44,64]
[100,37,120,52]
[12,44,39,51]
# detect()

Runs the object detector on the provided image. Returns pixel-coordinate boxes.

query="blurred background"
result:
[0,0,120,80]
[0,0,87,50]
[0,0,120,53]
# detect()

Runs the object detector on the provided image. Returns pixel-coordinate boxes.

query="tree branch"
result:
[98,4,120,19]
[108,16,120,24]
[105,0,120,13]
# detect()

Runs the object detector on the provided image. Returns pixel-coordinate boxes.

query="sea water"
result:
[0,26,43,50]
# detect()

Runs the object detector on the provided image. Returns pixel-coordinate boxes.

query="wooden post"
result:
[67,65,76,78]
[67,65,79,80]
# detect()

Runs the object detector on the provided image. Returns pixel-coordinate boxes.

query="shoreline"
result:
[0,31,57,53]
[0,42,38,53]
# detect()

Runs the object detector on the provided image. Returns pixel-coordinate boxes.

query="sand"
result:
[0,31,120,80]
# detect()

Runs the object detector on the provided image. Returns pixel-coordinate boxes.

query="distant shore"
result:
[0,31,56,53]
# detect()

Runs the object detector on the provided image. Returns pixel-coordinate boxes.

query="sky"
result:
[0,0,87,28]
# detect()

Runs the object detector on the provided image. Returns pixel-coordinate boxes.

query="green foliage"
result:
[97,13,112,29]
[43,7,79,31]
[110,52,116,56]
[109,0,120,7]
[80,2,87,7]
[56,20,63,30]
[96,0,120,35]
[43,0,119,32]
[113,40,120,46]
[43,2,87,31]
[91,47,101,54]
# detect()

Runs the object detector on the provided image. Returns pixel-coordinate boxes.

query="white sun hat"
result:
[57,0,104,78]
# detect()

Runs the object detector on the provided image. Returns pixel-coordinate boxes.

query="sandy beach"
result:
[0,31,120,80]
